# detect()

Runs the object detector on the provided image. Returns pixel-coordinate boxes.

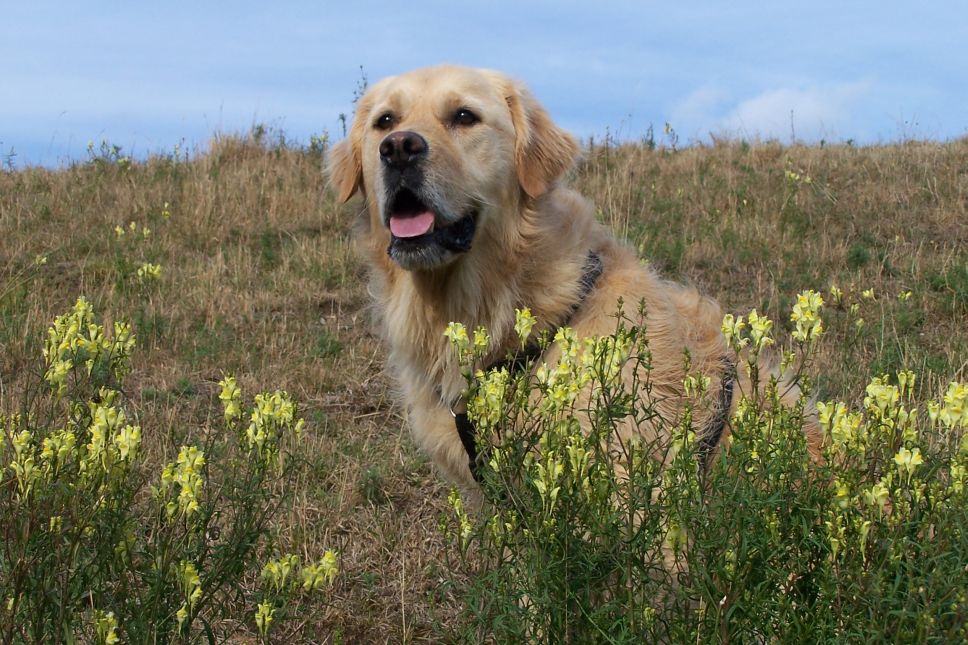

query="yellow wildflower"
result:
[897,370,916,397]
[320,549,339,583]
[721,313,749,351]
[255,601,275,637]
[514,307,537,346]
[136,262,162,282]
[584,331,632,386]
[472,326,489,357]
[43,297,121,394]
[950,462,966,495]
[864,377,900,418]
[826,514,846,561]
[858,519,872,553]
[746,309,774,352]
[113,424,141,461]
[566,434,591,495]
[862,480,890,514]
[833,479,851,510]
[468,367,509,431]
[9,431,40,498]
[83,404,126,472]
[158,446,206,520]
[940,381,968,429]
[218,375,242,422]
[829,285,843,305]
[448,489,473,545]
[176,560,203,611]
[93,610,120,645]
[683,373,711,398]
[301,550,340,590]
[817,400,865,452]
[790,289,824,342]
[245,390,299,463]
[894,446,923,480]
[262,554,300,593]
[443,321,469,355]
[533,450,564,510]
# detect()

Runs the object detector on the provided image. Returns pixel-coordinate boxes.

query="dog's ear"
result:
[506,81,579,199]
[325,136,362,204]
[326,93,375,203]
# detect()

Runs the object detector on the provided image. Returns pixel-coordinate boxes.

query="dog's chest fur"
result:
[363,190,606,408]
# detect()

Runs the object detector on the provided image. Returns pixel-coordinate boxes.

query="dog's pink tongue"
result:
[389,212,435,238]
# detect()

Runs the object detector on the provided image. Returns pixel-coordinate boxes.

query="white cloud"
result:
[670,85,730,129]
[717,81,872,142]
[669,85,731,139]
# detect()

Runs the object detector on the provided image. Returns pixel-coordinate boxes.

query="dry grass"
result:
[581,137,968,397]
[1,130,966,641]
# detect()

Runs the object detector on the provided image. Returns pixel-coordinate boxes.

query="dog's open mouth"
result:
[388,189,437,239]
[385,188,478,269]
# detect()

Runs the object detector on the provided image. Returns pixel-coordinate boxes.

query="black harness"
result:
[697,356,736,469]
[451,252,735,482]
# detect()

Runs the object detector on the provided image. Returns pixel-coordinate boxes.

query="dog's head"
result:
[327,65,579,271]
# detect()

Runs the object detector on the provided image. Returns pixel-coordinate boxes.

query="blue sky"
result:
[3,2,966,167]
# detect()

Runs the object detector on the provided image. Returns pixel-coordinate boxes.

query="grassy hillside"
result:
[1,132,967,641]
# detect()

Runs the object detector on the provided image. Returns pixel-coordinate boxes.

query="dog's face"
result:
[327,65,579,271]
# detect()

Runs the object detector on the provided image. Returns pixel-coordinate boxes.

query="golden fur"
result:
[327,65,820,490]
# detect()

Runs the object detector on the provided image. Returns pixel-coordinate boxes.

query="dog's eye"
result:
[374,113,396,131]
[452,108,480,127]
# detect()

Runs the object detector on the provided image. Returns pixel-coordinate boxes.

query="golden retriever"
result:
[327,65,820,491]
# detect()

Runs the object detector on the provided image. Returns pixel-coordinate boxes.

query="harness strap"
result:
[454,411,480,477]
[697,356,736,469]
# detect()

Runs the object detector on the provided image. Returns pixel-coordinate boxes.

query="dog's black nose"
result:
[379,131,428,168]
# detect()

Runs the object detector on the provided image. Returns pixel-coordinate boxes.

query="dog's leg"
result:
[408,393,482,496]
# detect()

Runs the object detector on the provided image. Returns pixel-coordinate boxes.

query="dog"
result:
[326,65,820,491]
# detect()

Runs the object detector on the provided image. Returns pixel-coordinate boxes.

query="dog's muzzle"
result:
[384,188,478,270]
[379,131,478,271]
